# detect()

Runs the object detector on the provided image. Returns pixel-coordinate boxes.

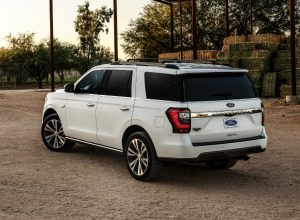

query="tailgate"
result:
[188,99,264,145]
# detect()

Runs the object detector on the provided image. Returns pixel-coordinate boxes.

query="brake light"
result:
[166,108,191,133]
[261,103,265,126]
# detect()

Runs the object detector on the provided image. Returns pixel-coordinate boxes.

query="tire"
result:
[41,114,75,152]
[207,159,237,170]
[124,131,160,181]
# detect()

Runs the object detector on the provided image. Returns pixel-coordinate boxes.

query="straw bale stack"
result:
[262,72,277,97]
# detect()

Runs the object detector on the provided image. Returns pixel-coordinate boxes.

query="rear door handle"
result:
[120,107,130,111]
[87,103,95,107]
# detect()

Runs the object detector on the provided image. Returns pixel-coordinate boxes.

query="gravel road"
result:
[0,90,299,220]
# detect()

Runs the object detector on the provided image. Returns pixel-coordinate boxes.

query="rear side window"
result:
[145,72,180,101]
[183,72,257,101]
[105,70,132,97]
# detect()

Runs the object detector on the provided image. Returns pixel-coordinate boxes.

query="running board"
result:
[66,137,123,153]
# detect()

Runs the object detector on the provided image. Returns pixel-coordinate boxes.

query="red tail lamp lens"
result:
[261,102,265,126]
[166,108,191,133]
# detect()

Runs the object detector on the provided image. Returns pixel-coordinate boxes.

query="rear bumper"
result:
[159,145,266,162]
[192,135,265,147]
[194,145,265,162]
[154,128,268,160]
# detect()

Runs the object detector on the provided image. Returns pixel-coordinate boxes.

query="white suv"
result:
[41,62,267,181]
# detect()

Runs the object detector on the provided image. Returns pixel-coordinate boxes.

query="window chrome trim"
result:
[191,108,262,118]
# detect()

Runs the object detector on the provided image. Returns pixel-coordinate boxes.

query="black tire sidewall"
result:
[41,114,73,152]
[124,131,158,181]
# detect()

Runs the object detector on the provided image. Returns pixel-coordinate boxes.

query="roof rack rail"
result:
[219,63,233,67]
[165,64,180,69]
[162,59,199,64]
[110,61,166,67]
[109,58,234,69]
[126,58,159,62]
[163,59,234,68]
[126,58,219,65]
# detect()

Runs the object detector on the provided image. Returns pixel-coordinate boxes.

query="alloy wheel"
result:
[127,139,149,176]
[43,119,66,149]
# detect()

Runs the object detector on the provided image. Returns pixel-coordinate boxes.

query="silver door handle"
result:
[87,103,95,107]
[120,107,130,111]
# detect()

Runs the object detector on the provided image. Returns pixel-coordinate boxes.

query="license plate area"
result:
[223,118,238,128]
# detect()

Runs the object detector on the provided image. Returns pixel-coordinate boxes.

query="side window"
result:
[105,70,132,97]
[75,70,105,94]
[145,72,180,101]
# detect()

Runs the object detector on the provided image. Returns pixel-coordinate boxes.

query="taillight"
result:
[262,110,265,126]
[261,102,265,126]
[166,108,191,133]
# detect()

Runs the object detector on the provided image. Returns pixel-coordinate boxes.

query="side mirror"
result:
[64,83,74,93]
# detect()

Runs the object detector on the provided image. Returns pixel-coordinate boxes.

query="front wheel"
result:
[125,132,160,181]
[41,114,75,152]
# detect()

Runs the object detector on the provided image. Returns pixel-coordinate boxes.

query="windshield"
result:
[183,72,257,102]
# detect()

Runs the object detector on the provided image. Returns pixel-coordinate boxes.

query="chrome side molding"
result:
[191,108,262,118]
[66,137,123,153]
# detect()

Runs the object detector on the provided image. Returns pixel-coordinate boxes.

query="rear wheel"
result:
[125,132,160,181]
[41,114,75,152]
[207,159,237,170]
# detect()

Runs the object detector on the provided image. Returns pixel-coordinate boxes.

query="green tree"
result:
[25,43,49,89]
[4,33,35,84]
[226,0,296,35]
[74,1,113,72]
[52,40,77,84]
[122,1,300,58]
[93,45,114,65]
[1,34,50,88]
[121,3,173,58]
[0,47,13,82]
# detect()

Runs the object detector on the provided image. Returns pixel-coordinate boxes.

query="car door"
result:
[96,68,135,150]
[65,70,105,143]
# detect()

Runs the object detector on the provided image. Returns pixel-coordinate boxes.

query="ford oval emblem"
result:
[225,119,238,127]
[226,103,235,108]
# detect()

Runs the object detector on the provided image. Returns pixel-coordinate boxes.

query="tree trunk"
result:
[37,78,43,89]
[59,71,64,85]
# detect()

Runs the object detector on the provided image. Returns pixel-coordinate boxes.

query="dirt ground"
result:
[0,90,299,220]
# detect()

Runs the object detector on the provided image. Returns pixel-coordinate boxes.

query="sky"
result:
[0,0,152,59]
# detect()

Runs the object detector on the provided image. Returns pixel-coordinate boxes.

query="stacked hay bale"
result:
[221,35,247,55]
[217,35,280,96]
[277,37,300,96]
[158,50,219,62]
[158,52,181,60]
[159,34,300,98]
[279,69,300,96]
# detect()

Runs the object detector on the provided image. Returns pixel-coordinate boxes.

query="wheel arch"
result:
[43,108,57,121]
[122,125,152,150]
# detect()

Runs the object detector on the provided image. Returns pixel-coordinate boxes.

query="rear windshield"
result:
[183,72,257,102]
